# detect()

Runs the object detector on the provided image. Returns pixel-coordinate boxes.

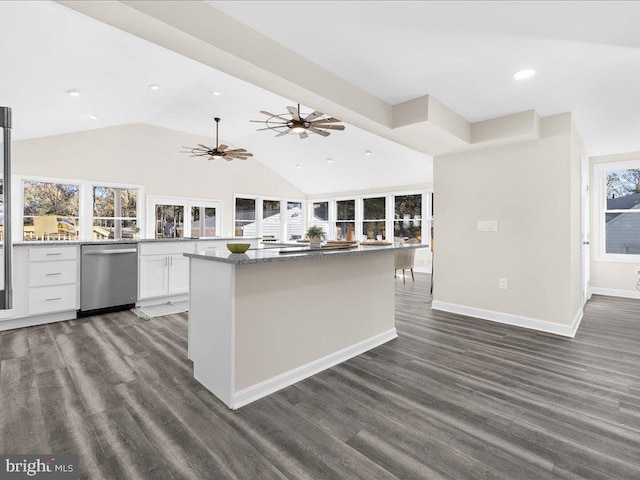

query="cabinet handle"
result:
[46,272,62,276]
[45,297,62,301]
[46,253,62,256]
[165,257,169,266]
[170,256,173,266]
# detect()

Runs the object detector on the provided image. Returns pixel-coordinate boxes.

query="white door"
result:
[168,254,190,295]
[139,255,168,299]
[581,156,591,304]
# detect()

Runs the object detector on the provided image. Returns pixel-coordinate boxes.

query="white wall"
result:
[590,150,640,299]
[432,114,583,332]
[12,123,305,237]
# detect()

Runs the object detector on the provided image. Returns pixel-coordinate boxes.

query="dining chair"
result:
[395,238,419,284]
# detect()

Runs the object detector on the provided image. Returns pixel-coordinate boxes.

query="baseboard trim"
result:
[591,287,640,300]
[431,301,582,338]
[231,328,398,409]
[0,310,77,332]
[136,293,188,308]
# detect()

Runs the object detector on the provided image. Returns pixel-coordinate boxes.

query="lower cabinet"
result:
[138,244,196,300]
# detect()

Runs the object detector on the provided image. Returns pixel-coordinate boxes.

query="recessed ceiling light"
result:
[66,89,81,97]
[88,114,98,120]
[148,84,160,91]
[296,164,301,169]
[211,90,221,96]
[365,150,372,156]
[327,158,333,163]
[512,69,536,80]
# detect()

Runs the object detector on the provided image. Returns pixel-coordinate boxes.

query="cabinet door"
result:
[139,255,168,299]
[168,254,190,295]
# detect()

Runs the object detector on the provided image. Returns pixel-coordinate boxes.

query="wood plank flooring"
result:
[1,274,640,479]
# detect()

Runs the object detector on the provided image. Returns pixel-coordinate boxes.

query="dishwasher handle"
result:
[83,249,138,255]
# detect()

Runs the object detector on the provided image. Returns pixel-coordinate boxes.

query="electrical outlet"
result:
[477,220,498,232]
[499,278,508,289]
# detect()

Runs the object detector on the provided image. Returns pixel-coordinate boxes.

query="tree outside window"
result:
[394,194,422,241]
[93,186,138,239]
[23,181,80,241]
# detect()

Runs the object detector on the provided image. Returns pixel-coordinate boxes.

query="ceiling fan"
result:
[182,117,253,161]
[251,104,345,139]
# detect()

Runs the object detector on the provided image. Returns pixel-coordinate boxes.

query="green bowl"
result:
[227,243,250,254]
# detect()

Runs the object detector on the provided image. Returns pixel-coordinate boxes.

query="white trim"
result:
[231,328,398,409]
[431,301,583,338]
[413,266,432,274]
[0,310,77,332]
[591,287,640,300]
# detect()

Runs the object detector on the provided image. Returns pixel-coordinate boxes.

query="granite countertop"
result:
[185,243,428,265]
[12,237,260,247]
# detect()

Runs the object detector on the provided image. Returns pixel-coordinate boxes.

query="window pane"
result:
[93,187,137,218]
[235,198,256,237]
[394,220,422,242]
[262,200,281,239]
[286,201,303,240]
[191,207,217,238]
[337,200,355,220]
[24,181,80,241]
[203,207,216,237]
[606,169,640,208]
[364,197,385,220]
[394,194,422,220]
[155,204,184,238]
[335,221,355,240]
[363,221,386,240]
[93,219,137,240]
[605,211,640,254]
[312,201,329,236]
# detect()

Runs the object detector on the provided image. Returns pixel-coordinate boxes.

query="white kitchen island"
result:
[185,243,427,409]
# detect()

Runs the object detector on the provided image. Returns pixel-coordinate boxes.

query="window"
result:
[235,197,256,237]
[604,167,640,255]
[336,199,355,240]
[155,204,185,239]
[191,206,217,238]
[311,201,329,237]
[394,194,422,241]
[363,197,386,240]
[285,201,303,240]
[93,186,138,239]
[262,199,281,239]
[23,180,80,241]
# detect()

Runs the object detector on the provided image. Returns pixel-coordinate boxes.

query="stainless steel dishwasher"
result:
[80,243,138,315]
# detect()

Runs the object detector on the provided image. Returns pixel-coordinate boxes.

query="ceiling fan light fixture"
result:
[251,103,345,139]
[291,123,306,134]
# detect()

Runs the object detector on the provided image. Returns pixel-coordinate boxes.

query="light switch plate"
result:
[477,220,498,232]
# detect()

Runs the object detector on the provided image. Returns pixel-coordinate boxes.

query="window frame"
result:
[90,181,143,240]
[594,160,640,263]
[147,194,221,239]
[233,194,306,240]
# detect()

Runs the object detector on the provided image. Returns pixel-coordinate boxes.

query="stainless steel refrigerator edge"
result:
[0,106,13,310]
[80,243,138,315]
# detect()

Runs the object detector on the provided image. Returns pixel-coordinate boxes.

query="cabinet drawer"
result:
[29,261,77,287]
[28,284,77,316]
[139,241,196,256]
[196,241,222,252]
[29,246,78,262]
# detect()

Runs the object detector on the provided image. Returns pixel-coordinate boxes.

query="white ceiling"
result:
[211,1,640,156]
[0,1,432,195]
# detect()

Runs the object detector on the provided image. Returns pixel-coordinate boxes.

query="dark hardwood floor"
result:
[1,274,640,479]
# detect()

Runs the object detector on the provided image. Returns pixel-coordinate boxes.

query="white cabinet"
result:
[138,242,195,300]
[139,255,170,299]
[24,245,79,317]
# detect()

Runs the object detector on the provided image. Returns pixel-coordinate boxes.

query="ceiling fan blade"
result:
[303,111,324,122]
[218,144,229,151]
[299,131,309,139]
[311,117,341,124]
[255,127,277,131]
[225,149,247,154]
[260,111,290,122]
[197,144,213,149]
[250,119,288,124]
[287,106,301,121]
[276,128,293,137]
[308,127,330,137]
[311,124,346,130]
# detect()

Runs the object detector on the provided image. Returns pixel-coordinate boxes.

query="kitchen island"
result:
[185,243,427,409]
